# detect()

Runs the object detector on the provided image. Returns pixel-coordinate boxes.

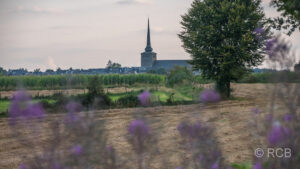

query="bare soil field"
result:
[0,84,290,168]
[0,87,164,99]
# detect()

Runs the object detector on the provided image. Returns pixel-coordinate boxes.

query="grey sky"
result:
[0,0,299,71]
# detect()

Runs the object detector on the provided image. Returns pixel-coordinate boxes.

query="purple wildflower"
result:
[128,120,150,138]
[266,37,290,60]
[64,102,81,124]
[199,154,204,161]
[138,91,151,106]
[19,163,28,169]
[66,102,82,113]
[284,114,292,122]
[177,122,192,138]
[253,162,262,169]
[254,27,264,36]
[71,145,82,155]
[9,90,45,125]
[64,111,80,124]
[267,122,288,145]
[251,107,261,114]
[266,114,273,121]
[266,39,277,52]
[200,89,220,103]
[52,163,61,169]
[106,145,112,153]
[177,122,210,139]
[211,162,219,169]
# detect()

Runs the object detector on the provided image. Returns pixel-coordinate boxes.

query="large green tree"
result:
[270,0,300,35]
[179,0,270,97]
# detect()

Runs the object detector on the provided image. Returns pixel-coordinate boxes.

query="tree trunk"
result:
[216,79,231,98]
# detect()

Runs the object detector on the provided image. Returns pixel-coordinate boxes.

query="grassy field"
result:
[0,83,286,169]
[0,85,202,113]
[0,100,9,114]
[0,99,56,114]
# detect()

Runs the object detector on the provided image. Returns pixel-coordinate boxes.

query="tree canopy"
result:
[106,60,121,69]
[270,0,300,35]
[0,67,6,76]
[179,0,271,97]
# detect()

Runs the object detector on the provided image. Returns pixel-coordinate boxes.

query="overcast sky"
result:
[0,0,299,71]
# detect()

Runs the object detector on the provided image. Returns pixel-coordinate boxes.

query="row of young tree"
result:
[0,74,165,90]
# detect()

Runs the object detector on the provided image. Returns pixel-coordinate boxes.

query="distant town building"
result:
[141,19,191,71]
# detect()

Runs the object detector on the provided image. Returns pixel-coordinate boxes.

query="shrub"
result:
[84,76,111,108]
[167,66,193,87]
[116,94,139,107]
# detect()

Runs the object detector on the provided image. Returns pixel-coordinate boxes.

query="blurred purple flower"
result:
[71,145,82,155]
[254,27,264,39]
[199,154,204,161]
[53,163,61,169]
[66,102,82,113]
[64,112,80,124]
[251,107,261,114]
[9,91,45,125]
[266,39,277,52]
[268,122,289,145]
[284,114,292,122]
[138,91,151,106]
[266,37,290,60]
[211,162,219,169]
[19,163,28,169]
[128,120,150,138]
[64,102,82,124]
[178,122,210,139]
[106,145,112,153]
[177,122,191,138]
[253,162,262,169]
[200,89,220,103]
[266,114,273,121]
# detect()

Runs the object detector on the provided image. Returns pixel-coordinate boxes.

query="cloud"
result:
[116,0,152,5]
[16,6,64,14]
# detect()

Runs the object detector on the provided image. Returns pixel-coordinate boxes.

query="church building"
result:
[141,19,191,71]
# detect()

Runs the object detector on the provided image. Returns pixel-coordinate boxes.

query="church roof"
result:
[152,60,191,71]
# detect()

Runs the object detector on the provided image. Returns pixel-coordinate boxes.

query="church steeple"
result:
[145,18,153,52]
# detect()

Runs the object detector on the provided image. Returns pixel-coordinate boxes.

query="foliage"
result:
[167,66,193,87]
[0,100,10,113]
[0,74,165,90]
[0,67,6,76]
[106,60,122,69]
[294,61,300,71]
[231,163,252,169]
[84,76,111,108]
[270,0,300,35]
[238,71,300,83]
[194,75,213,84]
[179,0,271,97]
[166,93,175,105]
[116,94,139,107]
[147,68,167,75]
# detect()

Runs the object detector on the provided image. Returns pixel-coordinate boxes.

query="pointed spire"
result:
[145,18,153,52]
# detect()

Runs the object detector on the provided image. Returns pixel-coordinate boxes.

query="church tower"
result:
[141,18,157,67]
